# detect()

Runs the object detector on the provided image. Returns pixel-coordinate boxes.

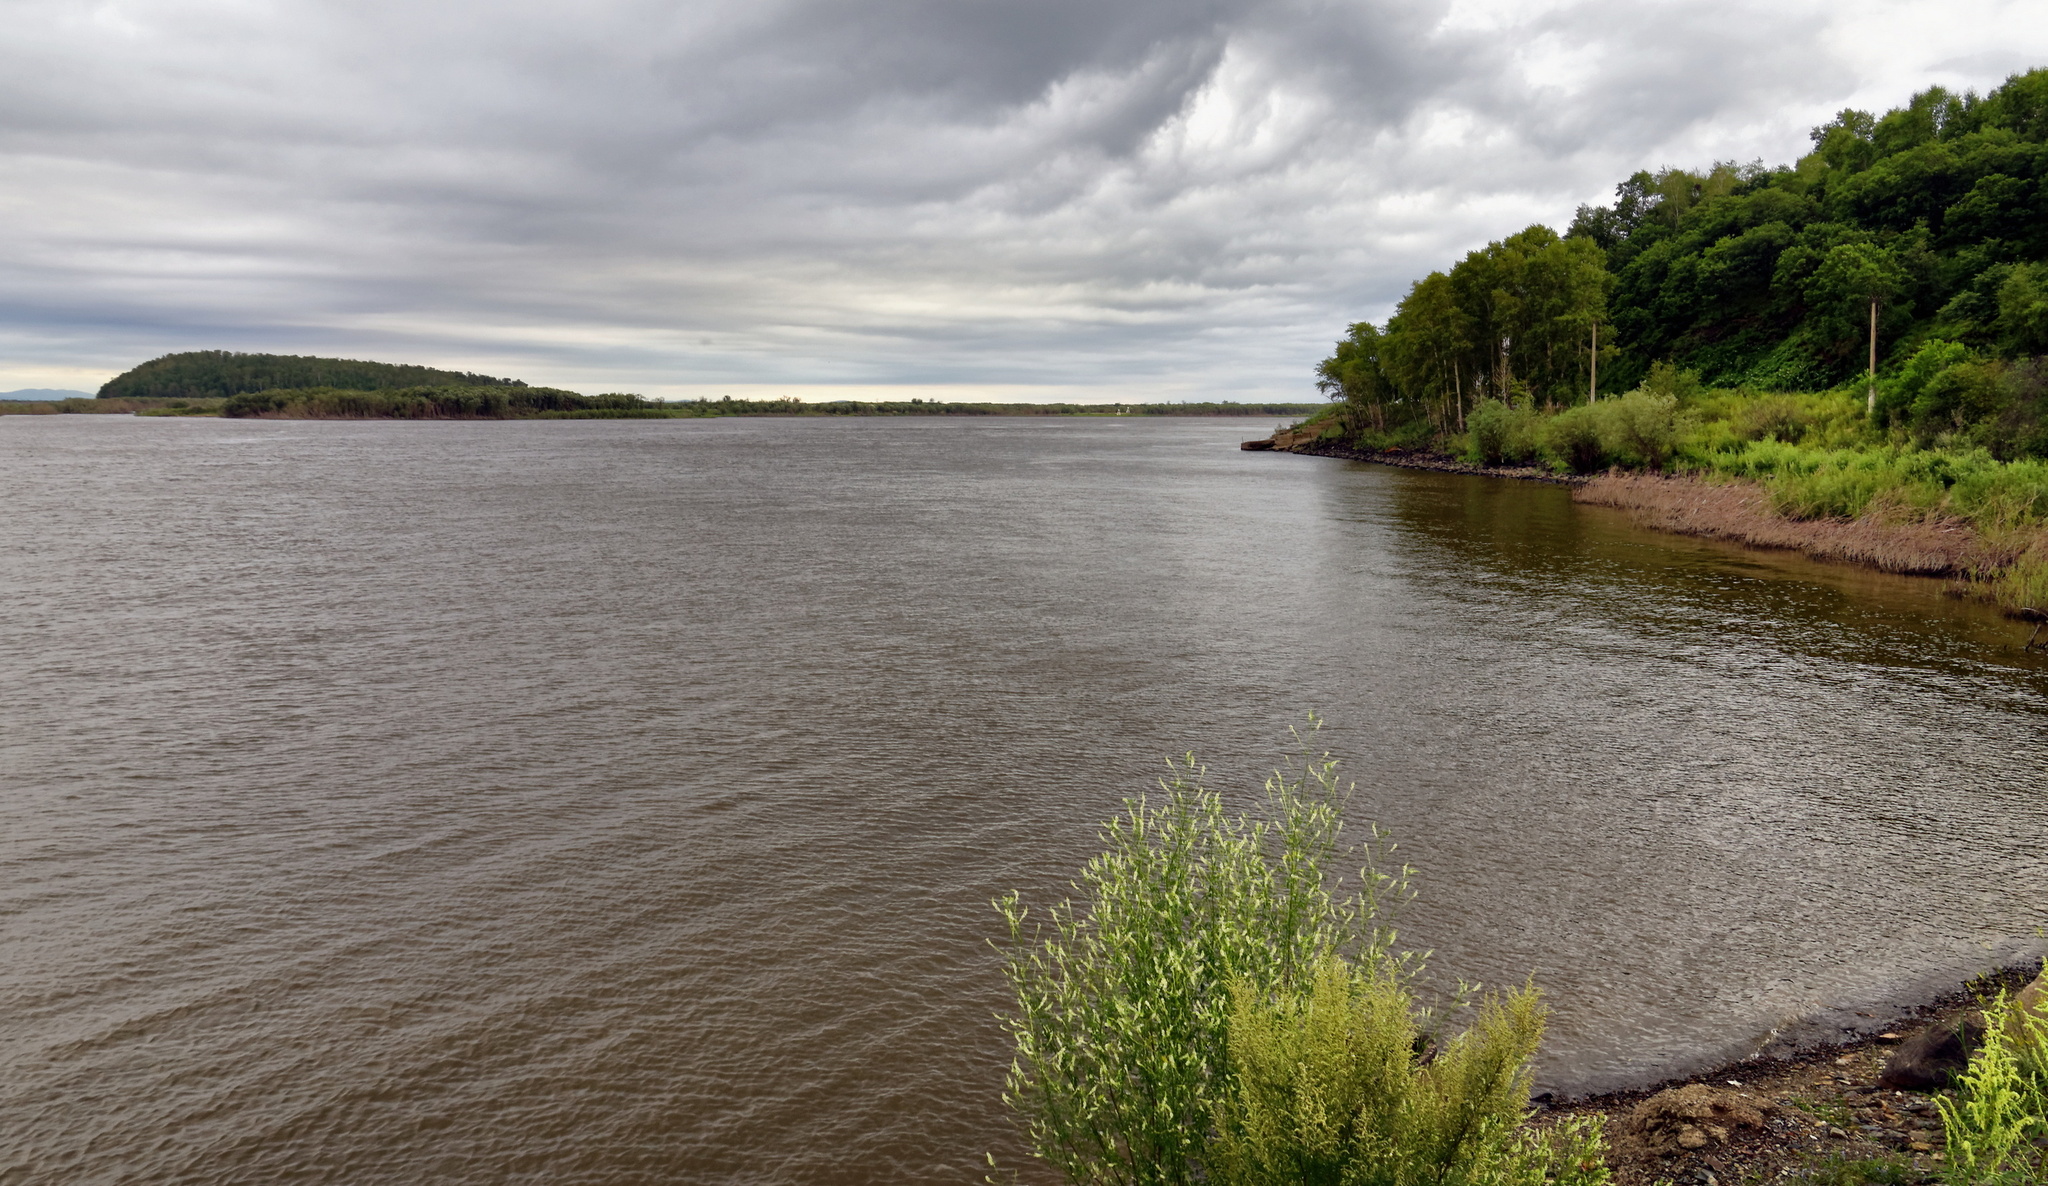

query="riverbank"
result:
[1255,438,1584,485]
[1253,437,2048,627]
[1544,963,2041,1186]
[1574,472,2019,578]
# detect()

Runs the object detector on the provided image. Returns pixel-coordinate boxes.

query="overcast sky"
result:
[4,0,2046,399]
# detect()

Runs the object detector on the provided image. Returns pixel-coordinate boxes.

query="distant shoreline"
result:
[0,394,1322,420]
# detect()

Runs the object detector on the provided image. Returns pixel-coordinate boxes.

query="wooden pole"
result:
[1867,297,1878,415]
[1590,321,1598,404]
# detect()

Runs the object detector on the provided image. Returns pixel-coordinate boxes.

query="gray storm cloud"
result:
[3,0,2045,395]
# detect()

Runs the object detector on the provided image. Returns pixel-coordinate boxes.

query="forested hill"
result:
[1318,68,2048,455]
[98,351,527,400]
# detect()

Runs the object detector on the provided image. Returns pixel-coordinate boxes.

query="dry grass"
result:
[1574,472,2026,578]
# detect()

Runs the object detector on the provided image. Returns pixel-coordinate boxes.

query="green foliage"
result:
[1937,991,2048,1184]
[993,724,1414,1186]
[100,350,525,400]
[220,385,630,418]
[1541,405,1610,473]
[1997,264,2048,355]
[1603,390,1682,470]
[1464,400,1543,466]
[1322,67,2048,461]
[1210,955,1608,1186]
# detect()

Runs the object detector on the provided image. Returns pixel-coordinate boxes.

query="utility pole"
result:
[1867,297,1878,415]
[1589,321,1598,404]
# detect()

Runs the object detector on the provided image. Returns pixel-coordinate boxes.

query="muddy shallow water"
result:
[3,414,2043,1184]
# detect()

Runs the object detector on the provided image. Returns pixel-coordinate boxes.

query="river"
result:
[2,413,2043,1184]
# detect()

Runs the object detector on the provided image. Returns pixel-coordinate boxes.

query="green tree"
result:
[1997,263,2048,355]
[1318,322,1399,433]
[1382,272,1474,429]
[1806,241,1908,410]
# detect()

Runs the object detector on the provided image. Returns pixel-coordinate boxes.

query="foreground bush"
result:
[1213,955,1608,1186]
[994,724,1595,1186]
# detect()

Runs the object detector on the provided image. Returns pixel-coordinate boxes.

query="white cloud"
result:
[1,0,2045,397]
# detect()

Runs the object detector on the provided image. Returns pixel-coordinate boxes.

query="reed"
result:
[1574,474,2019,576]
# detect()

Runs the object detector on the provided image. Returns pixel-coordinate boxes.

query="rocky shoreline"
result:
[1243,436,1585,485]
[1543,963,2041,1184]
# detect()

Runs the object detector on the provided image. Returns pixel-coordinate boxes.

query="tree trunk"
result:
[1867,298,1878,416]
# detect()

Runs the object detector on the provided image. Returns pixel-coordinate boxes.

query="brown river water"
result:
[2,414,2044,1184]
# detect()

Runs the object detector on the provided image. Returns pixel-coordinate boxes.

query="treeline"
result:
[1318,67,2048,461]
[101,351,526,401]
[216,388,1322,419]
[677,397,1323,417]
[221,387,647,418]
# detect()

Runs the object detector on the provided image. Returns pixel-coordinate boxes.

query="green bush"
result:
[993,726,1415,1186]
[994,725,1600,1186]
[1603,390,1681,470]
[1540,405,1610,474]
[1211,955,1609,1186]
[1465,400,1542,466]
[1730,393,1817,443]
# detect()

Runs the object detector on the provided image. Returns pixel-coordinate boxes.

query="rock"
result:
[2006,971,2048,1048]
[1620,1085,1775,1158]
[1880,1015,1985,1089]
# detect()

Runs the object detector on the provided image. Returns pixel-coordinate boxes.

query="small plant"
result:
[1937,991,2048,1184]
[1796,1151,1925,1186]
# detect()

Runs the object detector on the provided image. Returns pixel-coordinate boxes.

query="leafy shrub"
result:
[1603,390,1681,470]
[1636,361,1707,404]
[1211,955,1608,1186]
[1465,400,1542,466]
[1730,393,1816,443]
[1541,405,1610,473]
[994,727,1413,1186]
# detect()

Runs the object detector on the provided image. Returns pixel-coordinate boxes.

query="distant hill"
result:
[2,388,94,401]
[98,351,528,400]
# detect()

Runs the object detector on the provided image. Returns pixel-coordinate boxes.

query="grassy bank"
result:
[1281,369,2048,615]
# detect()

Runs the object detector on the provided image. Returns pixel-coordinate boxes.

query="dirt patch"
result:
[1539,964,2038,1186]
